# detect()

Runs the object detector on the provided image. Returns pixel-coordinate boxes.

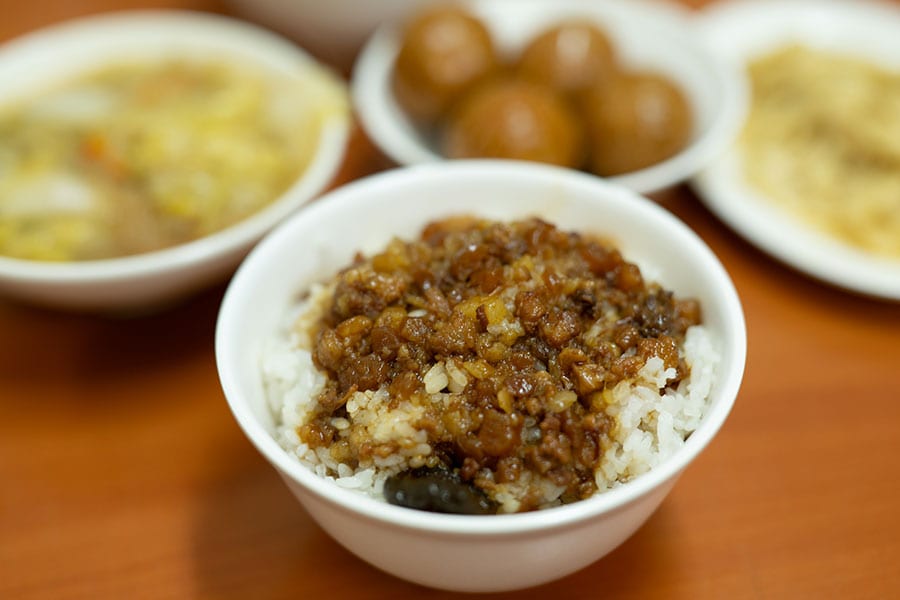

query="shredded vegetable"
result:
[741,45,900,258]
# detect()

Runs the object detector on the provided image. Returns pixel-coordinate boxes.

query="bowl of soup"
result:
[0,11,350,311]
[216,160,747,591]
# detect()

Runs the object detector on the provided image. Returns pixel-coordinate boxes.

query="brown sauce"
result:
[299,218,701,512]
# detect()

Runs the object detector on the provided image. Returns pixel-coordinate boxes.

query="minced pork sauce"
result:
[295,217,702,513]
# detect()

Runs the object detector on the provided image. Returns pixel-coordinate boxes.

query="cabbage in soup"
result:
[0,58,334,261]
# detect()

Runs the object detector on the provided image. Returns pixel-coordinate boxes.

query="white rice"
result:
[262,284,720,512]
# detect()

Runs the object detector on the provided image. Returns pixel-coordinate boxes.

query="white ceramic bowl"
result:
[352,0,746,194]
[0,11,350,312]
[216,161,747,592]
[228,0,440,69]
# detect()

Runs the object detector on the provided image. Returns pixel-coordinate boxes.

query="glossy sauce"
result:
[299,218,701,512]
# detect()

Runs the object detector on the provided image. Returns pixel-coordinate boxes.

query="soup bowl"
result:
[0,11,350,311]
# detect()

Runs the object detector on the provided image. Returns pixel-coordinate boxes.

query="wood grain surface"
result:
[1,1,898,598]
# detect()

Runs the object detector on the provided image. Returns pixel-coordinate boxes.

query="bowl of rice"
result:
[216,161,746,592]
[0,11,349,311]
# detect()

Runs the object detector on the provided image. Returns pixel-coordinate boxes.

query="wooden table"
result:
[2,1,898,598]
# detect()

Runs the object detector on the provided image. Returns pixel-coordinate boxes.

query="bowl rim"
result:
[350,0,747,194]
[0,9,351,284]
[216,160,747,536]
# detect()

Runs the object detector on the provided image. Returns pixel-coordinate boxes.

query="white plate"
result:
[692,0,900,301]
[352,0,745,194]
